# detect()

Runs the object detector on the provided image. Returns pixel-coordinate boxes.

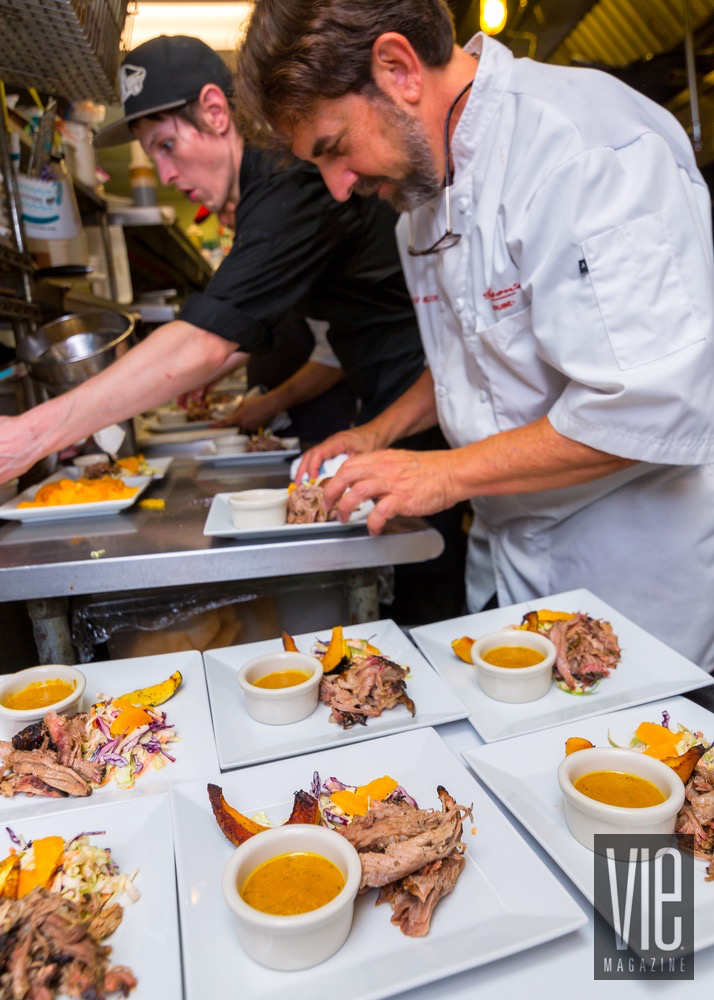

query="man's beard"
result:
[354,90,441,212]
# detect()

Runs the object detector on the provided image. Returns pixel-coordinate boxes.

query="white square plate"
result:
[192,439,300,465]
[461,696,714,953]
[0,650,219,819]
[204,619,468,769]
[71,455,173,479]
[203,491,373,539]
[1,794,182,1000]
[410,589,713,742]
[0,469,152,522]
[170,727,586,1000]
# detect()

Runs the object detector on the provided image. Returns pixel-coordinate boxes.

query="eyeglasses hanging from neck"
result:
[407,78,474,257]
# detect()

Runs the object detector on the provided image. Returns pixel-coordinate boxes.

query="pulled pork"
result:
[676,751,714,880]
[339,786,471,936]
[0,888,136,999]
[0,712,103,800]
[540,613,621,690]
[320,655,415,729]
[286,482,334,524]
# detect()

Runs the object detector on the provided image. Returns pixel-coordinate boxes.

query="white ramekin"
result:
[215,433,249,454]
[0,664,87,739]
[222,824,362,970]
[470,629,555,703]
[73,453,109,470]
[557,746,685,853]
[238,651,323,725]
[226,488,290,529]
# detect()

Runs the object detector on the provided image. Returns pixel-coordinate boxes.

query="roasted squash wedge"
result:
[0,854,19,899]
[281,631,299,653]
[117,670,182,707]
[451,637,475,664]
[322,626,350,673]
[565,737,595,756]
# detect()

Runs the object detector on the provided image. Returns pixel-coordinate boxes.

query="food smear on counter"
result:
[452,608,621,694]
[18,476,138,507]
[209,772,471,937]
[0,672,182,799]
[2,677,76,710]
[0,829,139,997]
[240,851,345,915]
[279,627,415,729]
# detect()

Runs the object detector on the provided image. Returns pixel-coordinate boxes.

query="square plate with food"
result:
[203,491,373,538]
[0,793,181,1000]
[170,726,586,1000]
[0,469,152,523]
[461,696,714,954]
[0,650,218,819]
[203,619,467,769]
[410,589,713,743]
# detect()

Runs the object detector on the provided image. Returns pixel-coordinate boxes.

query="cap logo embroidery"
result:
[120,64,147,104]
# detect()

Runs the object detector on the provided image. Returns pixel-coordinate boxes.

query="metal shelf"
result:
[0,289,39,321]
[0,0,133,104]
[0,241,33,272]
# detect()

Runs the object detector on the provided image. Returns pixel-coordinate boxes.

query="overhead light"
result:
[480,0,508,36]
[129,3,254,51]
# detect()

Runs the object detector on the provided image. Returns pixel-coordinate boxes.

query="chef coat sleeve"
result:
[179,167,363,355]
[515,133,714,465]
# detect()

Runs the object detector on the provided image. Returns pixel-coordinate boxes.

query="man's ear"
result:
[370,33,423,105]
[197,83,232,134]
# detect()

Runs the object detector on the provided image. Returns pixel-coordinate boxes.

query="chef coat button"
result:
[457,196,469,213]
[455,298,463,314]
[436,385,447,398]
[479,389,488,403]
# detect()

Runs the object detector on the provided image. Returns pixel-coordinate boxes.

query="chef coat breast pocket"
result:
[580,212,704,370]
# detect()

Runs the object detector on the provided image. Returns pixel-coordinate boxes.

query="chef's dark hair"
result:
[235,0,455,148]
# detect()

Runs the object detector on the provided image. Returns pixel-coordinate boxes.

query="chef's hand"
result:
[295,426,381,484]
[322,448,458,534]
[212,393,278,432]
[0,415,39,483]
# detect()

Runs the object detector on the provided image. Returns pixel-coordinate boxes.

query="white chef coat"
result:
[398,33,714,671]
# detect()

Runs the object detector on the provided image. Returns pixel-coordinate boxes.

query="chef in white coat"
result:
[237,0,714,670]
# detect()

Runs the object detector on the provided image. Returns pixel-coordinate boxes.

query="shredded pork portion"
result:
[286,482,334,524]
[0,711,104,799]
[0,889,137,999]
[319,655,415,729]
[544,613,621,690]
[676,753,714,877]
[338,785,471,935]
[376,851,466,937]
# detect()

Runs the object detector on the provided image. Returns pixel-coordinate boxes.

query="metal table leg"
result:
[26,597,76,664]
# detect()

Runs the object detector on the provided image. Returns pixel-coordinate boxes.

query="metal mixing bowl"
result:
[16,310,135,395]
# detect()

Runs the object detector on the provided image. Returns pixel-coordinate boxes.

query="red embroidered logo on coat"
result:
[483,283,521,312]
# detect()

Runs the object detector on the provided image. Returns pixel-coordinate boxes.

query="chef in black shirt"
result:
[0,35,463,620]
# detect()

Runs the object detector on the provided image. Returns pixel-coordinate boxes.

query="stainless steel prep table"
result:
[0,456,444,663]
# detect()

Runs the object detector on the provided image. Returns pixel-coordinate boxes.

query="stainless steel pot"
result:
[16,310,135,395]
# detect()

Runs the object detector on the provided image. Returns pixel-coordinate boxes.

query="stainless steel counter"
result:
[0,457,443,599]
[0,456,443,661]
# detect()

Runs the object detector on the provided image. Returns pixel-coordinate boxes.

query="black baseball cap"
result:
[94,35,234,148]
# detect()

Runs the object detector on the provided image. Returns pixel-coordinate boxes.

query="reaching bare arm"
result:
[0,320,237,482]
[215,360,345,431]
[322,416,637,533]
